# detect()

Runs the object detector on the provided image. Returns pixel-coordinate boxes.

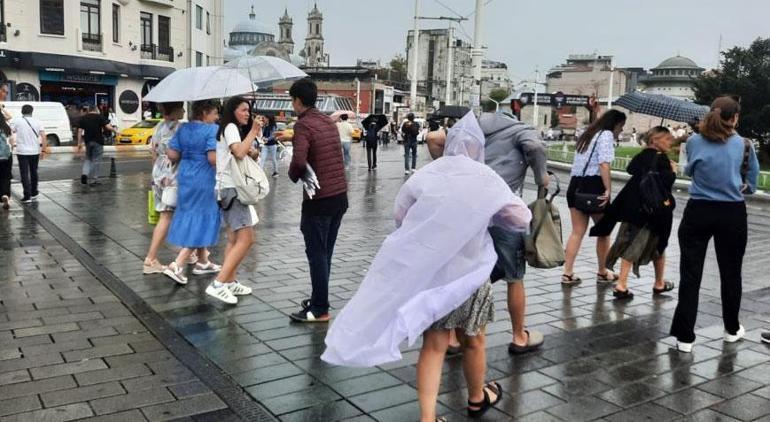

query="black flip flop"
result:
[613,288,634,300]
[467,381,502,418]
[653,280,675,295]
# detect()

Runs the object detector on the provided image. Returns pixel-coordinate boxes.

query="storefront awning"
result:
[2,49,174,79]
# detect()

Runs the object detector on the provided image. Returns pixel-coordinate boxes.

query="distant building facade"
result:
[638,55,705,100]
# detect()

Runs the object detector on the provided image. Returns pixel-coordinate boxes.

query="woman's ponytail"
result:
[699,97,740,143]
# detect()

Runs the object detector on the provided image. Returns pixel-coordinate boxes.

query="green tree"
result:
[389,54,408,82]
[693,38,770,156]
[487,88,510,103]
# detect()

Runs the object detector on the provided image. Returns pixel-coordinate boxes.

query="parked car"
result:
[116,119,161,145]
[4,101,74,146]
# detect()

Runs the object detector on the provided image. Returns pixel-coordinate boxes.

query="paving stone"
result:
[369,401,451,422]
[603,402,681,422]
[710,393,770,421]
[348,384,417,413]
[103,350,174,367]
[244,374,318,400]
[167,380,211,399]
[545,396,622,422]
[280,400,362,422]
[0,371,29,387]
[0,351,64,373]
[696,373,764,399]
[329,372,403,397]
[654,388,724,414]
[41,382,125,408]
[20,339,92,357]
[74,363,152,386]
[77,409,148,422]
[495,389,566,417]
[261,384,341,415]
[0,395,41,417]
[29,359,108,380]
[680,408,741,422]
[0,375,76,400]
[0,402,93,422]
[598,382,668,408]
[62,343,133,362]
[41,312,104,325]
[120,369,197,392]
[90,386,175,415]
[139,393,227,421]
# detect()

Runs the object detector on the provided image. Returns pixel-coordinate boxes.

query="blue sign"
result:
[38,71,118,86]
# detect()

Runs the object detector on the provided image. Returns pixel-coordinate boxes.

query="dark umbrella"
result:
[614,92,709,123]
[433,105,471,119]
[362,114,388,131]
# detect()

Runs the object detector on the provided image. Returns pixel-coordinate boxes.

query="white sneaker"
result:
[227,281,252,296]
[192,261,221,275]
[206,282,238,304]
[677,340,694,353]
[724,325,746,343]
[405,170,410,175]
[410,169,415,174]
[163,262,188,285]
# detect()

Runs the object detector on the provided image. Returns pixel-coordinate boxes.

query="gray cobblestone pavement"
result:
[4,144,770,421]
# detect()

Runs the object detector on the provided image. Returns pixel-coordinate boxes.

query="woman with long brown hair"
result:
[561,109,626,286]
[670,96,759,353]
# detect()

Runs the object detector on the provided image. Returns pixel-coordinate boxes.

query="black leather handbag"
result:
[574,133,606,214]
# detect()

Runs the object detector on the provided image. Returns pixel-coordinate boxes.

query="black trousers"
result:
[367,145,378,169]
[300,208,346,315]
[670,200,747,343]
[17,154,39,199]
[0,156,12,199]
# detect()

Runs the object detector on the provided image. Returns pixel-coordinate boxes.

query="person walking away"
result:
[322,113,532,421]
[336,114,354,168]
[389,119,397,145]
[0,113,12,210]
[288,79,348,322]
[210,96,263,304]
[365,122,378,171]
[11,105,48,203]
[631,127,638,145]
[77,106,116,186]
[162,100,222,286]
[590,126,678,299]
[259,115,280,177]
[479,106,549,355]
[402,113,420,174]
[562,110,627,285]
[670,96,758,353]
[143,102,184,274]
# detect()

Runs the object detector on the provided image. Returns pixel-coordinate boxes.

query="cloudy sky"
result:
[224,0,769,83]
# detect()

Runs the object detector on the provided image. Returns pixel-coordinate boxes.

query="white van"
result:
[4,102,74,146]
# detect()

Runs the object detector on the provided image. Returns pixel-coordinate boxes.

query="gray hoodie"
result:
[479,112,547,194]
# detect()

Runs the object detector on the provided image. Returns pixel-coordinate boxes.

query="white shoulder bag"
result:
[228,154,270,205]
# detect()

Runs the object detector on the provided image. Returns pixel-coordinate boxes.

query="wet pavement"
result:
[3,143,770,421]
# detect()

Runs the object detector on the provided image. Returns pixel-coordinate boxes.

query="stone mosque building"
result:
[223,3,328,68]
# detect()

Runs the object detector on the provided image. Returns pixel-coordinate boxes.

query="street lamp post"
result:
[409,0,420,112]
[470,0,485,113]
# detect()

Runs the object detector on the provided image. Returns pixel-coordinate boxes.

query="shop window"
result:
[112,3,119,43]
[196,51,203,67]
[40,0,65,35]
[195,5,203,30]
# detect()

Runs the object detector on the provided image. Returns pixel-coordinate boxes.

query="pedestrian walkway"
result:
[5,144,770,421]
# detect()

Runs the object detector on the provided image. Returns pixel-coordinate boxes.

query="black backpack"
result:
[639,169,673,216]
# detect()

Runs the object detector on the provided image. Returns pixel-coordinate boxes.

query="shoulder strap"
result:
[741,138,752,182]
[23,117,39,138]
[581,130,603,176]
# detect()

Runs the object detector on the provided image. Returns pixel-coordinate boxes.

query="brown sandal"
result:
[467,381,502,418]
[561,274,582,286]
[596,271,620,283]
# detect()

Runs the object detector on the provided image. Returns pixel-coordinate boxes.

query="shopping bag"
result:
[524,174,565,269]
[147,190,159,225]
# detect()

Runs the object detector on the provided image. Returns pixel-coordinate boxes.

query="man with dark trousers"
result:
[287,79,348,323]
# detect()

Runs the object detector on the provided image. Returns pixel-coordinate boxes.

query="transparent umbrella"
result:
[143,66,257,102]
[223,56,308,94]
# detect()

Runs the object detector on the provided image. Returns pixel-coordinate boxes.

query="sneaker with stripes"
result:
[227,281,252,296]
[206,281,237,304]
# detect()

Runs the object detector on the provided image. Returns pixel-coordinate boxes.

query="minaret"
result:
[303,3,326,67]
[278,7,294,54]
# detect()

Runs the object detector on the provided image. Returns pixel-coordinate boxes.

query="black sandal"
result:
[653,280,675,295]
[613,288,634,300]
[561,274,582,286]
[597,271,620,283]
[467,381,502,418]
[435,418,447,422]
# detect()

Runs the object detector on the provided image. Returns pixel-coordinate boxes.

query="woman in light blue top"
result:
[562,110,626,286]
[670,96,759,353]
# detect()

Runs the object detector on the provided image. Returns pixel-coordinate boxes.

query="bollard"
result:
[109,157,117,178]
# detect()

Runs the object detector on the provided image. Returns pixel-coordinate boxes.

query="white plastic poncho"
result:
[321,112,532,367]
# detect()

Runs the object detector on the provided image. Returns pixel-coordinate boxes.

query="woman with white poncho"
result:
[322,112,532,421]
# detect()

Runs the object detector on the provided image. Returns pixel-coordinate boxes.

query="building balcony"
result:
[82,33,102,52]
[138,0,175,7]
[141,44,174,63]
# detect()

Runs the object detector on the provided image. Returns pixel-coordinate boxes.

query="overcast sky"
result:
[224,0,769,83]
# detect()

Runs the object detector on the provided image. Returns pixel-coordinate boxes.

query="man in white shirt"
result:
[336,114,354,168]
[11,104,47,203]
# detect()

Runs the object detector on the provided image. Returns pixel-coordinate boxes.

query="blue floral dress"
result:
[166,122,221,248]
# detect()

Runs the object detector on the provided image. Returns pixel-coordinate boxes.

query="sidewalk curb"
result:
[547,160,770,204]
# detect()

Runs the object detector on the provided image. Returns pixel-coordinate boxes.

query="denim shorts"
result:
[489,226,526,283]
[220,188,258,231]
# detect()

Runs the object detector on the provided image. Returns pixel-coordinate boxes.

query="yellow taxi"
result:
[117,119,161,145]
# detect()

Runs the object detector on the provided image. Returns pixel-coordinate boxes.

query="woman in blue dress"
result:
[163,100,222,285]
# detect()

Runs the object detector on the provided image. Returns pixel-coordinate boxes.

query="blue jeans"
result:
[404,142,417,171]
[82,143,103,180]
[260,144,279,174]
[341,141,351,167]
[300,209,345,315]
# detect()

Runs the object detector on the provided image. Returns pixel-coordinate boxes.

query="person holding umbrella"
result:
[365,122,379,171]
